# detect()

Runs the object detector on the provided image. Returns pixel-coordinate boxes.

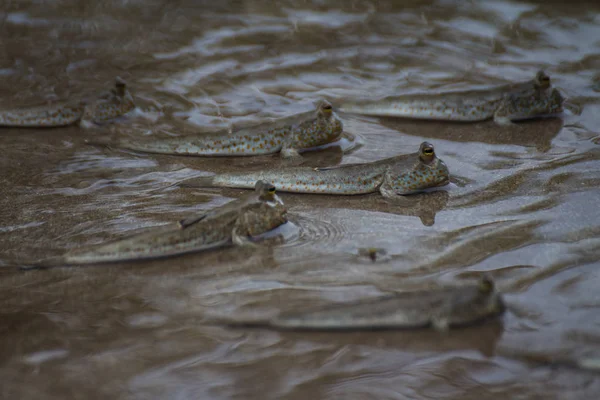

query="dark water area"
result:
[1,0,600,398]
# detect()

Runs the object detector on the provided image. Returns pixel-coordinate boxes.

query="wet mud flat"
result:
[2,0,600,399]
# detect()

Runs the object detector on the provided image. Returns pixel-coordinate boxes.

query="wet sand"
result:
[1,1,600,399]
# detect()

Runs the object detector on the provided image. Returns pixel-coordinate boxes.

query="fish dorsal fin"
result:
[313,165,344,172]
[177,213,209,229]
[313,160,369,172]
[315,153,410,172]
[177,192,261,230]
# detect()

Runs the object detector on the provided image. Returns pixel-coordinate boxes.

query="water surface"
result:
[1,0,600,398]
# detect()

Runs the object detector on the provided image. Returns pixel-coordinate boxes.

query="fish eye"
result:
[536,71,550,86]
[478,276,494,293]
[321,103,333,111]
[114,81,126,96]
[422,147,434,156]
[268,186,276,194]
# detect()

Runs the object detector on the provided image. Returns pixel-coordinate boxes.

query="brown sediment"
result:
[0,1,599,399]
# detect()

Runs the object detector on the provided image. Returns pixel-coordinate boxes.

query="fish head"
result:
[114,77,128,97]
[384,142,450,195]
[85,79,136,124]
[317,100,344,137]
[239,200,288,237]
[534,70,551,89]
[239,180,288,236]
[445,275,505,326]
[495,86,565,121]
[255,180,284,206]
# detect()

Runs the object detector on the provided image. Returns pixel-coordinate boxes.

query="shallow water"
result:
[1,0,600,398]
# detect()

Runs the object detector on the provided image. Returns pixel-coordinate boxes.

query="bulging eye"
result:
[478,276,494,293]
[268,186,276,194]
[423,147,434,156]
[536,72,550,86]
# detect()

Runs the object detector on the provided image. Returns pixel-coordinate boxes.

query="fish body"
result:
[186,142,449,196]
[54,181,287,265]
[270,276,504,331]
[110,100,343,157]
[339,71,564,124]
[0,103,85,127]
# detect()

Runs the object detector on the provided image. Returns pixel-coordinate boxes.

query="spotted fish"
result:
[79,77,136,126]
[103,100,343,158]
[0,77,135,128]
[183,142,449,197]
[28,181,287,266]
[339,71,564,124]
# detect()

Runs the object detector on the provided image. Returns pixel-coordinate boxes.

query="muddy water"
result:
[1,0,600,398]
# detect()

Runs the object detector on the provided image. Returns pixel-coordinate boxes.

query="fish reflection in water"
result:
[221,275,504,331]
[283,189,450,227]
[376,116,564,153]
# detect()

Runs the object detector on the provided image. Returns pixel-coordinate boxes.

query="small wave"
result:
[279,212,348,252]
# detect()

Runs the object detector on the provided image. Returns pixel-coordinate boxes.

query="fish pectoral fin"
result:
[379,184,398,198]
[79,119,100,129]
[431,316,450,332]
[313,164,343,172]
[493,113,517,126]
[314,160,366,172]
[281,150,305,166]
[493,99,519,125]
[231,228,258,247]
[280,147,302,159]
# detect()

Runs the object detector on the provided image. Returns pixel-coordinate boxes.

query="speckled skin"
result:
[0,78,135,128]
[80,78,136,125]
[0,103,85,127]
[190,142,449,196]
[339,71,564,124]
[493,87,564,124]
[59,181,287,264]
[270,276,505,330]
[111,100,343,157]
